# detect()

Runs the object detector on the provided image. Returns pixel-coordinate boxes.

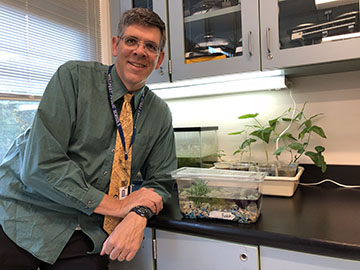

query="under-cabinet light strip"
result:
[151,74,288,100]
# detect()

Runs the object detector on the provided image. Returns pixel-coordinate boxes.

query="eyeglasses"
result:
[119,35,160,55]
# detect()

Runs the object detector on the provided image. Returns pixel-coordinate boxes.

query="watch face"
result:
[137,207,147,216]
[132,206,154,219]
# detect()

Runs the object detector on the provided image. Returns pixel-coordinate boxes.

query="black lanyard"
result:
[107,65,145,160]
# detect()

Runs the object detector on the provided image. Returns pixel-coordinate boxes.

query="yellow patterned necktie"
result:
[103,93,133,234]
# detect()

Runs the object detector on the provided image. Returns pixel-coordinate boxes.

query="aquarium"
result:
[171,167,265,223]
[174,126,218,168]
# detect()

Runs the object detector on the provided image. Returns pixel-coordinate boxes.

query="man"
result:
[0,8,177,269]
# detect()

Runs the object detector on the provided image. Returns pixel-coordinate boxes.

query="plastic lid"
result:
[171,167,265,183]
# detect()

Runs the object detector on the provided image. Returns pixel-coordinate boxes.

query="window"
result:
[0,0,102,159]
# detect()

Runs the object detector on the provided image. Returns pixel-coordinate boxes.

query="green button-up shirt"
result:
[0,61,177,264]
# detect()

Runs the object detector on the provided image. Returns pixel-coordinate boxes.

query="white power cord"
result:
[276,87,360,189]
[300,179,360,188]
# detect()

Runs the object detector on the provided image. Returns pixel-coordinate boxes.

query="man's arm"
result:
[100,211,147,261]
[20,63,106,215]
[93,186,163,218]
[97,187,163,262]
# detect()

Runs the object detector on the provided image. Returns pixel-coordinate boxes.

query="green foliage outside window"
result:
[0,100,38,160]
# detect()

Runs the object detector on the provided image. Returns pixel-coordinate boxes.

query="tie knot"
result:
[124,93,133,103]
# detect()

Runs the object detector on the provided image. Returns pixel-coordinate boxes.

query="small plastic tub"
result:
[171,167,265,223]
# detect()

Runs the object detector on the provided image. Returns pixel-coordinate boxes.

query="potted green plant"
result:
[228,113,281,175]
[273,103,327,176]
[216,149,227,161]
[214,149,232,169]
[228,103,327,178]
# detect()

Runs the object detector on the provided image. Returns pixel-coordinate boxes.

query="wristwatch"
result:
[130,206,154,220]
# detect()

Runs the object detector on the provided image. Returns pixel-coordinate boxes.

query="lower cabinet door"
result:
[260,246,360,270]
[156,230,259,270]
[109,228,154,270]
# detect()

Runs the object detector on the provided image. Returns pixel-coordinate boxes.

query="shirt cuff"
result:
[79,186,105,216]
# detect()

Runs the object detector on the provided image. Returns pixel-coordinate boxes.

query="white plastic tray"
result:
[260,166,304,197]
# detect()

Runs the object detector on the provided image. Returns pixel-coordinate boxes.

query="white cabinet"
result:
[260,0,360,70]
[168,0,261,81]
[155,230,259,270]
[260,246,360,270]
[109,228,154,270]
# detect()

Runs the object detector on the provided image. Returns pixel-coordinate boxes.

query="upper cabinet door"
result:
[119,0,169,83]
[168,0,260,82]
[260,0,360,70]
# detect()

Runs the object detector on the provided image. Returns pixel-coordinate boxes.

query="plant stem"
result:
[263,141,269,163]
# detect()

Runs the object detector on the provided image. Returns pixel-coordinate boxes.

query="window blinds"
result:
[0,0,102,96]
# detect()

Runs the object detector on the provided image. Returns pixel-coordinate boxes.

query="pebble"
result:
[179,197,261,224]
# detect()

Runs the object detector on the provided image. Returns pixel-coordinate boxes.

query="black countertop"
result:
[148,165,360,261]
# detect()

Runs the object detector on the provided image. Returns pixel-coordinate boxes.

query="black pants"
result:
[0,226,109,270]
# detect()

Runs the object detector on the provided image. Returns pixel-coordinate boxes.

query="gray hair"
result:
[117,8,166,51]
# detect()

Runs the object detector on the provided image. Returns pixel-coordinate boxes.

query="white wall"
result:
[165,70,360,166]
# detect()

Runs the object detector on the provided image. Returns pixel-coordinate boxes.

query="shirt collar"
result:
[110,65,145,109]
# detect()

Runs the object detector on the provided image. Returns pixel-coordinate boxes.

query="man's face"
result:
[112,24,164,92]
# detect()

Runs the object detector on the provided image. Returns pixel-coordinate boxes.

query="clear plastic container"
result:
[171,167,265,223]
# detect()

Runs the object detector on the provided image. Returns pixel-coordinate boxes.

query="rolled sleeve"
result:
[80,186,105,215]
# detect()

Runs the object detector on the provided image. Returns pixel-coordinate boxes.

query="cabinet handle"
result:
[266,27,273,60]
[152,239,157,260]
[248,31,253,56]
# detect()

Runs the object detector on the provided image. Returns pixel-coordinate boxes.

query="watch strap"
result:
[130,206,154,220]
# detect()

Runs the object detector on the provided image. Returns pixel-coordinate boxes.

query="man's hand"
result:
[100,212,147,261]
[124,187,163,215]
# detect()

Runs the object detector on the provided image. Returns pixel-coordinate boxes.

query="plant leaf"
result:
[252,125,262,129]
[288,142,303,150]
[305,151,327,173]
[233,149,241,155]
[280,132,297,141]
[297,148,305,155]
[298,127,310,140]
[294,111,303,121]
[308,113,323,121]
[238,113,259,119]
[240,138,256,149]
[274,146,287,156]
[269,117,280,129]
[315,146,325,153]
[228,131,245,135]
[250,127,273,143]
[305,151,319,165]
[309,125,327,138]
[304,119,312,128]
[299,102,307,116]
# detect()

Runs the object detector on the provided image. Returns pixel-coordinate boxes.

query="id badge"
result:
[119,184,133,200]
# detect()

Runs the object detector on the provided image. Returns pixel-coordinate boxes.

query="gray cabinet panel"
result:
[260,246,360,270]
[168,0,261,81]
[260,0,360,70]
[156,230,259,270]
